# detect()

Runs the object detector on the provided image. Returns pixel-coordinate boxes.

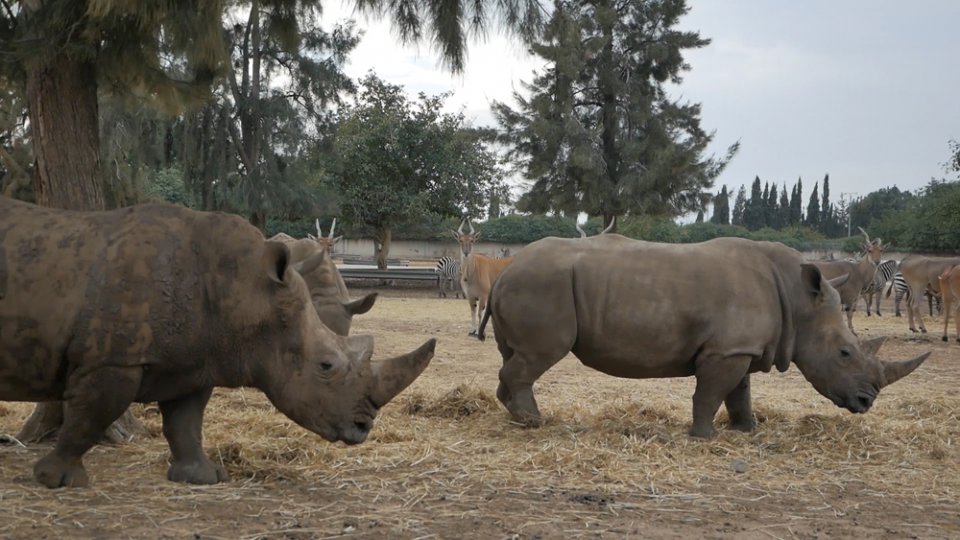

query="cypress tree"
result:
[806,181,820,229]
[745,176,763,230]
[732,185,747,226]
[779,185,790,228]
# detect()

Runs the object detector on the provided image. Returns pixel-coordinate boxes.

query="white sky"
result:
[324,0,960,208]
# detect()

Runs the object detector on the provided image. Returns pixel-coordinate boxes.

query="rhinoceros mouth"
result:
[842,390,876,414]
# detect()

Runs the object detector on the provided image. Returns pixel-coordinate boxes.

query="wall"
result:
[334,238,526,263]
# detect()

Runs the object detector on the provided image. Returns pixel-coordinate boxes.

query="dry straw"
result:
[1,293,958,538]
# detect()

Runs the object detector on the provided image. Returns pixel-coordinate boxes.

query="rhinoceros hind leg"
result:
[689,355,751,439]
[33,366,142,488]
[498,350,566,427]
[161,388,229,485]
[724,374,756,433]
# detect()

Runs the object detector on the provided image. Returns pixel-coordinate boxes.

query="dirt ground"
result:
[1,287,958,539]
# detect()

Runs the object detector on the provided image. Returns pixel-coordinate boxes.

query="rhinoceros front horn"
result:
[369,338,437,408]
[881,352,931,387]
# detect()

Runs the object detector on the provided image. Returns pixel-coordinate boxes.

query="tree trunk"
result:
[18,24,145,444]
[374,226,392,270]
[25,48,104,210]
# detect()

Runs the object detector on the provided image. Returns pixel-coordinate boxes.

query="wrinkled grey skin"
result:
[0,197,434,488]
[478,236,929,437]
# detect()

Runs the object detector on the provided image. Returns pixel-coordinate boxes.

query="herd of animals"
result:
[0,196,944,488]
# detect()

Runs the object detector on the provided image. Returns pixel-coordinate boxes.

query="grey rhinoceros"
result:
[0,197,435,488]
[477,235,929,437]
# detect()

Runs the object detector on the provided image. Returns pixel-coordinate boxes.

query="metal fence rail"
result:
[337,267,437,281]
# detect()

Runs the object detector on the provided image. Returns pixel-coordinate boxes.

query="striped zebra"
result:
[861,259,898,316]
[434,256,463,299]
[888,272,942,317]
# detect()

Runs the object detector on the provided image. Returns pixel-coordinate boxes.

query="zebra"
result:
[888,271,942,317]
[861,259,898,316]
[434,256,463,298]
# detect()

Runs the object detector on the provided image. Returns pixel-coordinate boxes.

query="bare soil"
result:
[1,289,958,539]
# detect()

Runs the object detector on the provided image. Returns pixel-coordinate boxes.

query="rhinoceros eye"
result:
[320,361,334,371]
[840,348,852,359]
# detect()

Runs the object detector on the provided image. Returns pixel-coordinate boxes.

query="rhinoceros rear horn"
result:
[345,292,378,316]
[881,352,931,388]
[369,338,437,408]
[827,273,849,290]
[292,250,327,276]
[859,336,886,357]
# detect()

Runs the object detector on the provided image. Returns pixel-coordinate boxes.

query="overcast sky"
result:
[327,0,960,207]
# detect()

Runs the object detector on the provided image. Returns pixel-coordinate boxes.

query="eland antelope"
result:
[811,227,887,333]
[452,219,512,335]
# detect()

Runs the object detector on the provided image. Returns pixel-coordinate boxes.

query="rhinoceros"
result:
[0,197,435,488]
[477,235,929,437]
[269,220,377,336]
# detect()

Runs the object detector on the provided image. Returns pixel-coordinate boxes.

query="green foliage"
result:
[492,0,738,224]
[476,214,582,243]
[141,167,193,207]
[331,73,505,235]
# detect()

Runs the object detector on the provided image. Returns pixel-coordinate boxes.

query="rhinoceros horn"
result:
[880,352,931,387]
[368,338,437,408]
[859,336,886,357]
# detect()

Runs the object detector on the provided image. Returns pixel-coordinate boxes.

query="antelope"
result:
[452,219,512,335]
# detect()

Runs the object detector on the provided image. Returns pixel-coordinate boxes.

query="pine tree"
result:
[492,0,738,228]
[710,184,730,225]
[806,181,820,229]
[779,185,790,228]
[820,173,833,236]
[732,185,747,226]
[767,182,780,229]
[744,176,763,230]
[761,182,770,228]
[790,177,804,225]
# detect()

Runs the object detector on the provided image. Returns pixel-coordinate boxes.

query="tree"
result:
[820,173,832,235]
[778,185,789,228]
[806,181,820,229]
[790,177,803,225]
[744,176,763,230]
[695,209,704,223]
[766,181,780,229]
[332,74,503,268]
[731,185,747,226]
[709,185,729,225]
[492,0,738,229]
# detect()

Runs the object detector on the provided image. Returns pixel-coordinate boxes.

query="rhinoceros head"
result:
[791,264,929,413]
[251,242,435,444]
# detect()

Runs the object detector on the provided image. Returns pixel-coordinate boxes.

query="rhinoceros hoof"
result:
[509,411,544,428]
[167,459,230,485]
[34,454,89,488]
[688,425,717,439]
[921,328,928,334]
[728,419,757,433]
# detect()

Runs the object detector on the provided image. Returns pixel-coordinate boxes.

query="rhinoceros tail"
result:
[477,292,493,342]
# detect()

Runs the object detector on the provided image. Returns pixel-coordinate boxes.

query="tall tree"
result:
[790,177,804,225]
[779,185,789,228]
[806,181,820,229]
[492,0,738,228]
[332,75,503,268]
[731,184,747,226]
[744,176,763,230]
[820,173,833,235]
[710,184,729,225]
[766,181,779,229]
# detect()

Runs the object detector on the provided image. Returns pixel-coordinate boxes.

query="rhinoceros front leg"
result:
[33,367,141,488]
[689,355,751,438]
[160,388,229,485]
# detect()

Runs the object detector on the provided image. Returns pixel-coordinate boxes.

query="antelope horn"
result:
[457,220,465,235]
[880,352,930,387]
[576,222,587,238]
[468,219,475,235]
[857,226,871,245]
[601,216,616,235]
[328,218,337,239]
[315,218,322,238]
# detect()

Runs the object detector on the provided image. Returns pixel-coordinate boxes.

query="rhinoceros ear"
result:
[345,292,378,316]
[264,241,291,285]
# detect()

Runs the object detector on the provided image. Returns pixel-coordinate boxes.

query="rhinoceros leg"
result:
[160,388,229,485]
[33,367,141,488]
[497,349,565,427]
[724,374,757,433]
[689,356,751,438]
